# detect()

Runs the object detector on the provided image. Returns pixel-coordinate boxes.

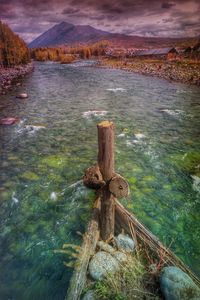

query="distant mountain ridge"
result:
[29,22,110,48]
[29,21,198,49]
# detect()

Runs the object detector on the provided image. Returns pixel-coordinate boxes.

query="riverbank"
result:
[0,62,34,94]
[98,58,200,86]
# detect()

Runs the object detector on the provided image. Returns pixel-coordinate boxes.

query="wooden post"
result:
[97,121,114,181]
[97,121,115,241]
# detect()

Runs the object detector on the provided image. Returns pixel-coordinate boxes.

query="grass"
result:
[87,250,162,300]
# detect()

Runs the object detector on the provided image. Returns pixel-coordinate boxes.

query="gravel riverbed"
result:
[99,58,200,86]
[0,62,34,94]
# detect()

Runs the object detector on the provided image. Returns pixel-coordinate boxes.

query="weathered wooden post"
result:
[83,120,129,241]
[67,121,130,299]
[97,121,115,241]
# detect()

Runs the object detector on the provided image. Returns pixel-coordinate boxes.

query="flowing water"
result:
[0,61,200,299]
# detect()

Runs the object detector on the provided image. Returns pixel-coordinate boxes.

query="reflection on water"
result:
[0,61,200,299]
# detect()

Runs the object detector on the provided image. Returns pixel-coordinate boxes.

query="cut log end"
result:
[97,120,113,128]
[109,174,129,199]
[83,165,105,189]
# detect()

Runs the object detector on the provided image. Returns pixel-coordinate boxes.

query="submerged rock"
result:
[89,251,119,281]
[82,290,96,300]
[114,233,135,253]
[0,117,19,125]
[16,93,28,99]
[160,266,200,300]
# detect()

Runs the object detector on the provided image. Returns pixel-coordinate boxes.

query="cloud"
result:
[62,7,79,15]
[161,2,176,9]
[162,18,174,23]
[0,0,199,42]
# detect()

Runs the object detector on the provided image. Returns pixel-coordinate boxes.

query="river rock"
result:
[16,93,28,99]
[160,266,200,300]
[114,233,135,253]
[0,117,18,125]
[89,251,119,281]
[113,251,128,263]
[82,290,96,300]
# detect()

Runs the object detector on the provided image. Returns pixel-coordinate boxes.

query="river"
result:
[0,61,200,299]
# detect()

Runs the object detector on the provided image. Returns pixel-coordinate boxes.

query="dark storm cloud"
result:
[161,2,176,9]
[0,0,199,42]
[162,18,174,23]
[62,8,80,15]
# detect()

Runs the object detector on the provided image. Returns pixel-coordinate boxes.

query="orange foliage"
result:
[0,21,30,67]
[31,40,110,62]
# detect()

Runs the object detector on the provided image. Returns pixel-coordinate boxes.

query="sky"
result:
[0,0,200,43]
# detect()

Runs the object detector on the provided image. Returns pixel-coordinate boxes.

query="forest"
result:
[0,21,30,67]
[31,40,109,63]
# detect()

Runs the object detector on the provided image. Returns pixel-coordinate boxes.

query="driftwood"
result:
[97,121,116,241]
[115,200,200,288]
[83,165,105,189]
[109,174,129,199]
[66,197,101,300]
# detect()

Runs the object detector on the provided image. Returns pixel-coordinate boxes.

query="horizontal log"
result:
[109,174,129,199]
[83,165,105,189]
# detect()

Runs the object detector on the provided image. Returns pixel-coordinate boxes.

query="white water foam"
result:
[134,133,146,139]
[126,140,140,147]
[107,88,126,92]
[82,110,107,119]
[126,132,146,147]
[12,192,19,204]
[118,133,126,138]
[191,175,200,193]
[160,109,184,117]
[70,60,97,67]
[50,192,58,201]
[16,125,46,135]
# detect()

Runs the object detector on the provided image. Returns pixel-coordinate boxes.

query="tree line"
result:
[0,21,30,67]
[31,41,109,63]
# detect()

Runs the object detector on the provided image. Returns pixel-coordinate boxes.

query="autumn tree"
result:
[0,21,30,67]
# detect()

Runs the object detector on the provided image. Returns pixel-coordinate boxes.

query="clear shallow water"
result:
[0,61,200,299]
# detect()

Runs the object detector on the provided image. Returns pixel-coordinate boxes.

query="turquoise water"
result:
[0,61,200,299]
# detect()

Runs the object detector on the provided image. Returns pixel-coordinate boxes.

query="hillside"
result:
[29,21,110,48]
[0,21,30,67]
[29,21,198,49]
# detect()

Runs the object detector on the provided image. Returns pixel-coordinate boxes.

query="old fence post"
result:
[97,121,115,241]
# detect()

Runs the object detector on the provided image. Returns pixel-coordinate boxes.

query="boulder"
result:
[81,290,96,300]
[16,93,28,99]
[89,251,119,281]
[113,251,128,264]
[114,233,135,253]
[160,266,200,300]
[97,241,127,264]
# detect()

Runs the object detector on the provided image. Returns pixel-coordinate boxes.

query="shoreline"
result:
[98,58,200,87]
[0,62,34,95]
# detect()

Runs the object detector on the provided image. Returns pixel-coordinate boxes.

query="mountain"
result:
[29,21,110,48]
[29,21,198,49]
